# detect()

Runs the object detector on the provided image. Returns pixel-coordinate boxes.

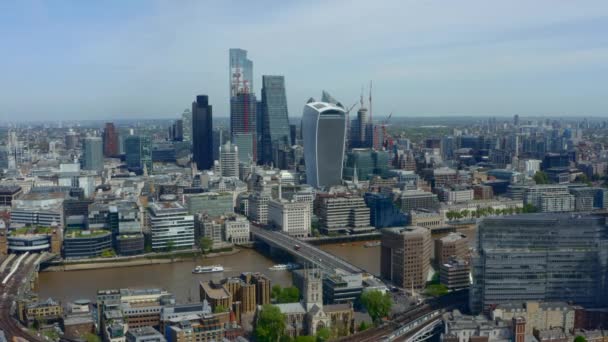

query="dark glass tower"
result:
[103,122,119,157]
[260,75,290,165]
[125,135,152,173]
[192,95,213,170]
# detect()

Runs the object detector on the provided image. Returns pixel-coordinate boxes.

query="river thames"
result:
[38,241,381,304]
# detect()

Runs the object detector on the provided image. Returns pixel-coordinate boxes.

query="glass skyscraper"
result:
[260,75,290,165]
[229,48,254,97]
[125,135,152,173]
[302,98,347,188]
[230,93,257,163]
[82,137,103,171]
[192,95,213,170]
[470,213,608,314]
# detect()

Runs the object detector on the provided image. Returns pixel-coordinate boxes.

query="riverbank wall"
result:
[41,248,240,272]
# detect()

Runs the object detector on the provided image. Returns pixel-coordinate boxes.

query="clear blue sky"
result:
[1,0,607,121]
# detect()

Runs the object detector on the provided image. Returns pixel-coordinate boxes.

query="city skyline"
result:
[1,1,608,121]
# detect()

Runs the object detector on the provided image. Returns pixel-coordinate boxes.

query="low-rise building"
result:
[439,258,470,290]
[62,229,112,259]
[314,193,372,234]
[125,326,166,342]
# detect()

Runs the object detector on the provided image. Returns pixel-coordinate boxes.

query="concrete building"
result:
[248,192,270,225]
[435,233,468,265]
[434,167,458,188]
[314,193,372,234]
[438,186,474,204]
[380,226,432,289]
[219,142,239,178]
[492,301,575,335]
[125,326,166,342]
[147,202,194,251]
[11,192,65,228]
[441,309,513,342]
[268,199,311,238]
[524,185,574,212]
[224,214,250,244]
[0,185,22,208]
[439,258,470,290]
[470,214,608,314]
[63,230,113,259]
[569,187,597,211]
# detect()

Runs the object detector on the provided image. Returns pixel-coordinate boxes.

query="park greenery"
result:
[200,237,214,254]
[255,304,286,342]
[272,285,300,303]
[533,170,550,184]
[425,272,449,297]
[100,248,117,258]
[360,290,392,325]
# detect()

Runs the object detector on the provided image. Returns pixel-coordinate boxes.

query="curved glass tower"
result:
[302,100,346,188]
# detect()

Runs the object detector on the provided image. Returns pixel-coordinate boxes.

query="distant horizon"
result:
[1,1,607,120]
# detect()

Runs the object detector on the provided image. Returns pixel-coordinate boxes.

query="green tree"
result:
[534,171,550,184]
[166,240,175,252]
[575,174,592,186]
[200,237,213,254]
[358,321,370,332]
[316,327,331,342]
[574,336,587,342]
[272,284,282,300]
[214,305,229,313]
[277,286,300,303]
[522,203,538,213]
[294,336,315,342]
[255,304,286,342]
[360,290,392,325]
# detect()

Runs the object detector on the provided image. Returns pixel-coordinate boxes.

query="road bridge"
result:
[251,226,364,275]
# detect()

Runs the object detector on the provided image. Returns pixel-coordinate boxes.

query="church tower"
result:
[303,267,323,311]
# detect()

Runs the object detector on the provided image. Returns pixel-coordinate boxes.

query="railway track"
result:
[0,254,44,342]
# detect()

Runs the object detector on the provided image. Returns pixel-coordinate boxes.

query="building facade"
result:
[380,226,432,289]
[470,214,608,313]
[302,100,347,188]
[192,95,214,171]
[147,202,194,251]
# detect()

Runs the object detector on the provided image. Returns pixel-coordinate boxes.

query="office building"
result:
[229,48,254,97]
[343,149,390,181]
[192,95,214,170]
[524,185,574,212]
[103,122,119,157]
[248,192,270,225]
[438,186,474,204]
[569,187,596,211]
[82,137,103,171]
[349,96,369,148]
[439,258,470,290]
[302,98,347,188]
[147,202,194,251]
[230,93,257,162]
[268,199,311,238]
[380,226,432,289]
[125,326,166,342]
[0,185,22,207]
[470,214,608,314]
[224,214,250,244]
[398,190,439,212]
[125,135,152,173]
[11,192,65,228]
[435,233,467,265]
[184,192,233,217]
[260,75,290,165]
[314,193,372,234]
[63,230,113,259]
[219,141,239,177]
[364,192,407,229]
